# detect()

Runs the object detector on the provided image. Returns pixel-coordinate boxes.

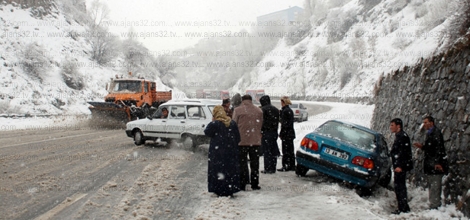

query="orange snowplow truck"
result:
[88,76,172,122]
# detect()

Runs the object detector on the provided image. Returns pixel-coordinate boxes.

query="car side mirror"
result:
[147,116,153,120]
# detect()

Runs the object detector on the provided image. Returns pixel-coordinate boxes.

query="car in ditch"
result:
[125,100,218,148]
[290,102,308,122]
[295,120,392,195]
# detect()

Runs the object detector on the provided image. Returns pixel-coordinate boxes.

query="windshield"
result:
[110,81,142,93]
[316,121,376,152]
[207,105,216,115]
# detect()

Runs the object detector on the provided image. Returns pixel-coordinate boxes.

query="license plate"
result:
[324,147,349,160]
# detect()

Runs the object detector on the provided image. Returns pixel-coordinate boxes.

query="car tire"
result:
[304,113,308,121]
[295,164,309,177]
[133,130,145,146]
[182,135,197,149]
[356,186,373,197]
[378,168,392,188]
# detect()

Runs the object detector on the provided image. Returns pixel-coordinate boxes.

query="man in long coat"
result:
[278,96,296,171]
[232,94,263,190]
[260,95,280,174]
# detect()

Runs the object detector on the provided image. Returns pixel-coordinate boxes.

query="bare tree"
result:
[88,25,119,65]
[85,0,117,65]
[88,0,110,28]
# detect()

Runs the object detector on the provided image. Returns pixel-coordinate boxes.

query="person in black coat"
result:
[278,96,296,172]
[389,118,412,214]
[413,116,448,209]
[204,105,241,197]
[259,95,280,174]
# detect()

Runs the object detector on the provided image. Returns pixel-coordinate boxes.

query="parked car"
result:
[290,102,308,122]
[295,120,392,195]
[125,100,217,148]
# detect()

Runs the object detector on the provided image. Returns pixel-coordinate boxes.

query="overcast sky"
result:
[91,0,304,52]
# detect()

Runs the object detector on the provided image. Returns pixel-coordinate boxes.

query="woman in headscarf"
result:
[204,105,241,197]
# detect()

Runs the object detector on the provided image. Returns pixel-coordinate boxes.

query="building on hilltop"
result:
[256,6,304,31]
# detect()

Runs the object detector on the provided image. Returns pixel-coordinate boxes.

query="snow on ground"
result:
[195,101,467,220]
[1,101,467,219]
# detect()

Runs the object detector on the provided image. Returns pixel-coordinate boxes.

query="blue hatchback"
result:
[295,120,392,191]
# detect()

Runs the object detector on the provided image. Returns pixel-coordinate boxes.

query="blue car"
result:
[295,120,392,193]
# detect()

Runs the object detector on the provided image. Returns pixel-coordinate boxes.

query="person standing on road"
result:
[232,94,263,190]
[222,98,233,118]
[389,118,413,215]
[278,96,296,172]
[204,105,241,197]
[259,95,280,174]
[413,116,448,210]
[231,93,242,112]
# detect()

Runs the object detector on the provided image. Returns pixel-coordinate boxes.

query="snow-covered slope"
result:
[0,3,175,115]
[233,0,466,98]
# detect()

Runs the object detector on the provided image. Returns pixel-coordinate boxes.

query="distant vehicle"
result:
[195,89,231,100]
[220,90,230,99]
[245,89,265,104]
[125,100,218,148]
[295,120,392,196]
[195,89,204,99]
[290,102,308,122]
[87,74,172,123]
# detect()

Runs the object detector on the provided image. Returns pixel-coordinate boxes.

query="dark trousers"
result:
[394,171,410,212]
[239,146,260,189]
[281,138,295,169]
[262,131,279,172]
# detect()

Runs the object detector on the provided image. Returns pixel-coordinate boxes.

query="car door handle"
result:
[180,120,185,123]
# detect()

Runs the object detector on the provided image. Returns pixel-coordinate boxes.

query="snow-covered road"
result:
[0,101,466,219]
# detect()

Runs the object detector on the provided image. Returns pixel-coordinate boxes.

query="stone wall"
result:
[371,35,470,216]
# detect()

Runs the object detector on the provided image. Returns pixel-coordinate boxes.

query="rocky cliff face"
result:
[371,34,470,216]
[2,0,55,16]
[1,0,86,17]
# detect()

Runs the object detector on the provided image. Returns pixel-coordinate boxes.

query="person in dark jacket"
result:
[278,96,296,172]
[204,105,241,197]
[389,118,412,214]
[259,95,280,174]
[222,98,233,118]
[413,116,448,209]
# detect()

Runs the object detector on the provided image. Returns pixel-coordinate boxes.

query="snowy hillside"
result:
[0,3,174,116]
[233,0,467,99]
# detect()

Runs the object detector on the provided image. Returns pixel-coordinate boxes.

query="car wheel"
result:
[295,164,309,177]
[356,186,373,197]
[182,135,197,149]
[378,168,392,188]
[133,130,145,146]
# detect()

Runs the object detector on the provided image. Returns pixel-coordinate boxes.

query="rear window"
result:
[316,121,376,152]
[290,103,298,108]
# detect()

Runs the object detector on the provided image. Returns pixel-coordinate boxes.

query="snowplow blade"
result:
[87,102,131,129]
